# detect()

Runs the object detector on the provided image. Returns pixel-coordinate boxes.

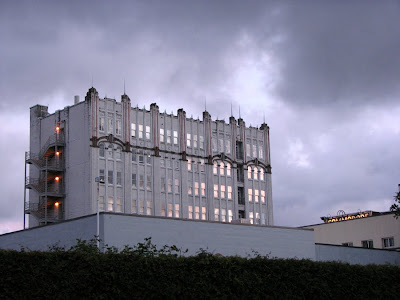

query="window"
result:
[167,179,172,193]
[132,149,137,162]
[116,198,122,212]
[108,118,113,134]
[147,200,152,215]
[260,169,264,181]
[212,138,217,152]
[145,126,151,140]
[175,204,180,217]
[107,147,113,159]
[220,162,224,175]
[253,168,258,180]
[221,209,226,222]
[256,212,260,224]
[261,190,265,203]
[108,171,113,184]
[139,125,143,138]
[99,144,105,158]
[116,119,122,135]
[138,150,144,163]
[188,205,193,219]
[132,173,137,188]
[382,237,394,248]
[193,135,198,148]
[201,182,206,196]
[160,158,165,168]
[146,175,152,190]
[259,143,264,159]
[227,186,232,199]
[160,128,164,143]
[226,163,231,176]
[214,208,219,221]
[168,203,173,217]
[188,182,193,195]
[255,190,259,203]
[117,172,122,185]
[225,140,231,154]
[167,130,171,144]
[174,179,180,193]
[342,242,353,247]
[248,167,252,179]
[214,184,219,198]
[249,212,254,224]
[146,153,151,165]
[362,240,373,249]
[201,207,206,220]
[194,182,199,196]
[161,203,166,216]
[139,200,144,214]
[248,189,253,202]
[200,159,205,172]
[131,123,136,138]
[199,135,204,149]
[99,196,105,211]
[139,175,144,189]
[115,146,121,160]
[99,116,105,132]
[213,162,218,175]
[220,185,225,198]
[99,169,105,183]
[252,144,257,157]
[219,138,224,153]
[173,131,178,145]
[161,177,166,192]
[188,160,192,171]
[228,210,233,222]
[132,199,137,213]
[246,143,251,157]
[108,197,113,211]
[187,133,191,147]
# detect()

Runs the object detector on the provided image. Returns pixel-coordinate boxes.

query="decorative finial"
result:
[205,97,207,111]
[231,102,233,117]
[123,79,126,95]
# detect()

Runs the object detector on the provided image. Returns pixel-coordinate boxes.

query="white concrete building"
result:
[25,87,273,228]
[303,211,400,250]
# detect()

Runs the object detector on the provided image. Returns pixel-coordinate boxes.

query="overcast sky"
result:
[1,0,400,234]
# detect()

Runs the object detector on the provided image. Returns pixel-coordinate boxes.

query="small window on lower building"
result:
[342,242,353,247]
[362,240,373,249]
[382,237,394,248]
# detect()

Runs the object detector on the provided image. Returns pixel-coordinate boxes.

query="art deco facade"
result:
[25,87,273,228]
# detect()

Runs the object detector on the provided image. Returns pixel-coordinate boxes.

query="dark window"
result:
[238,187,245,205]
[238,210,245,219]
[236,141,244,160]
[362,240,373,249]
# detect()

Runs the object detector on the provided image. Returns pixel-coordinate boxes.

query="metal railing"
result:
[39,133,65,158]
[26,152,64,169]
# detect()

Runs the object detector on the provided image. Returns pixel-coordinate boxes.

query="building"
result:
[25,87,273,228]
[303,210,400,251]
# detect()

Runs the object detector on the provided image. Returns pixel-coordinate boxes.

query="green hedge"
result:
[1,249,399,299]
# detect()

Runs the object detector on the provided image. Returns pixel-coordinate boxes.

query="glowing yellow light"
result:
[55,176,60,182]
[56,151,60,156]
[56,126,60,132]
[55,202,59,207]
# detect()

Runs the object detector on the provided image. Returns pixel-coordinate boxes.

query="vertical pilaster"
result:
[203,111,212,163]
[85,87,99,141]
[121,93,131,151]
[178,109,186,156]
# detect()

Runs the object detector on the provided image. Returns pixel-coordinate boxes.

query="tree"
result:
[390,187,400,218]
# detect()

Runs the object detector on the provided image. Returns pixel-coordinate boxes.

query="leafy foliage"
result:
[390,190,400,218]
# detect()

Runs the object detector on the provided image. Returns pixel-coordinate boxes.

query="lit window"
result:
[108,171,113,184]
[382,237,394,248]
[99,169,105,183]
[260,169,264,181]
[254,168,258,180]
[174,179,180,193]
[173,131,178,145]
[213,162,218,175]
[116,119,122,135]
[226,163,231,176]
[201,182,206,196]
[117,172,122,185]
[139,125,143,138]
[146,175,152,190]
[188,183,192,195]
[139,200,144,214]
[161,203,166,216]
[249,212,254,224]
[221,185,225,198]
[188,160,192,171]
[131,123,136,138]
[160,128,164,143]
[147,200,152,215]
[228,210,233,222]
[256,212,260,224]
[227,186,232,199]
[108,197,114,211]
[146,126,151,140]
[174,204,180,217]
[193,135,198,148]
[108,118,113,134]
[214,184,219,198]
[220,162,224,175]
[167,130,171,144]
[188,205,193,219]
[139,175,144,189]
[199,135,204,149]
[168,203,173,217]
[261,190,265,203]
[248,167,252,179]
[195,206,200,219]
[255,190,259,203]
[187,133,191,147]
[99,196,105,211]
[167,179,172,193]
[195,182,199,196]
[221,209,226,222]
[116,198,122,212]
[248,189,253,202]
[201,207,206,220]
[132,199,137,213]
[99,144,105,158]
[132,173,137,188]
[214,208,219,221]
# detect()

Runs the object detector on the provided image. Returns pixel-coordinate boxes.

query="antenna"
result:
[231,102,233,117]
[263,114,265,124]
[239,106,241,119]
[205,97,207,111]
[123,79,126,95]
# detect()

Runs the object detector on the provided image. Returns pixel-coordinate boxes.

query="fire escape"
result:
[25,125,65,225]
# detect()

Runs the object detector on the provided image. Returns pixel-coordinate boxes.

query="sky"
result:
[1,0,400,234]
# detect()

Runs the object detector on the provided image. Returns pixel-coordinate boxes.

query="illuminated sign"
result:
[322,211,372,223]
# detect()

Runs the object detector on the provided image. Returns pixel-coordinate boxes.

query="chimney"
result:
[74,95,79,104]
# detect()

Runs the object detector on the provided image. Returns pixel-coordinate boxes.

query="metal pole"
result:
[23,152,27,230]
[96,178,100,249]
[45,157,48,225]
